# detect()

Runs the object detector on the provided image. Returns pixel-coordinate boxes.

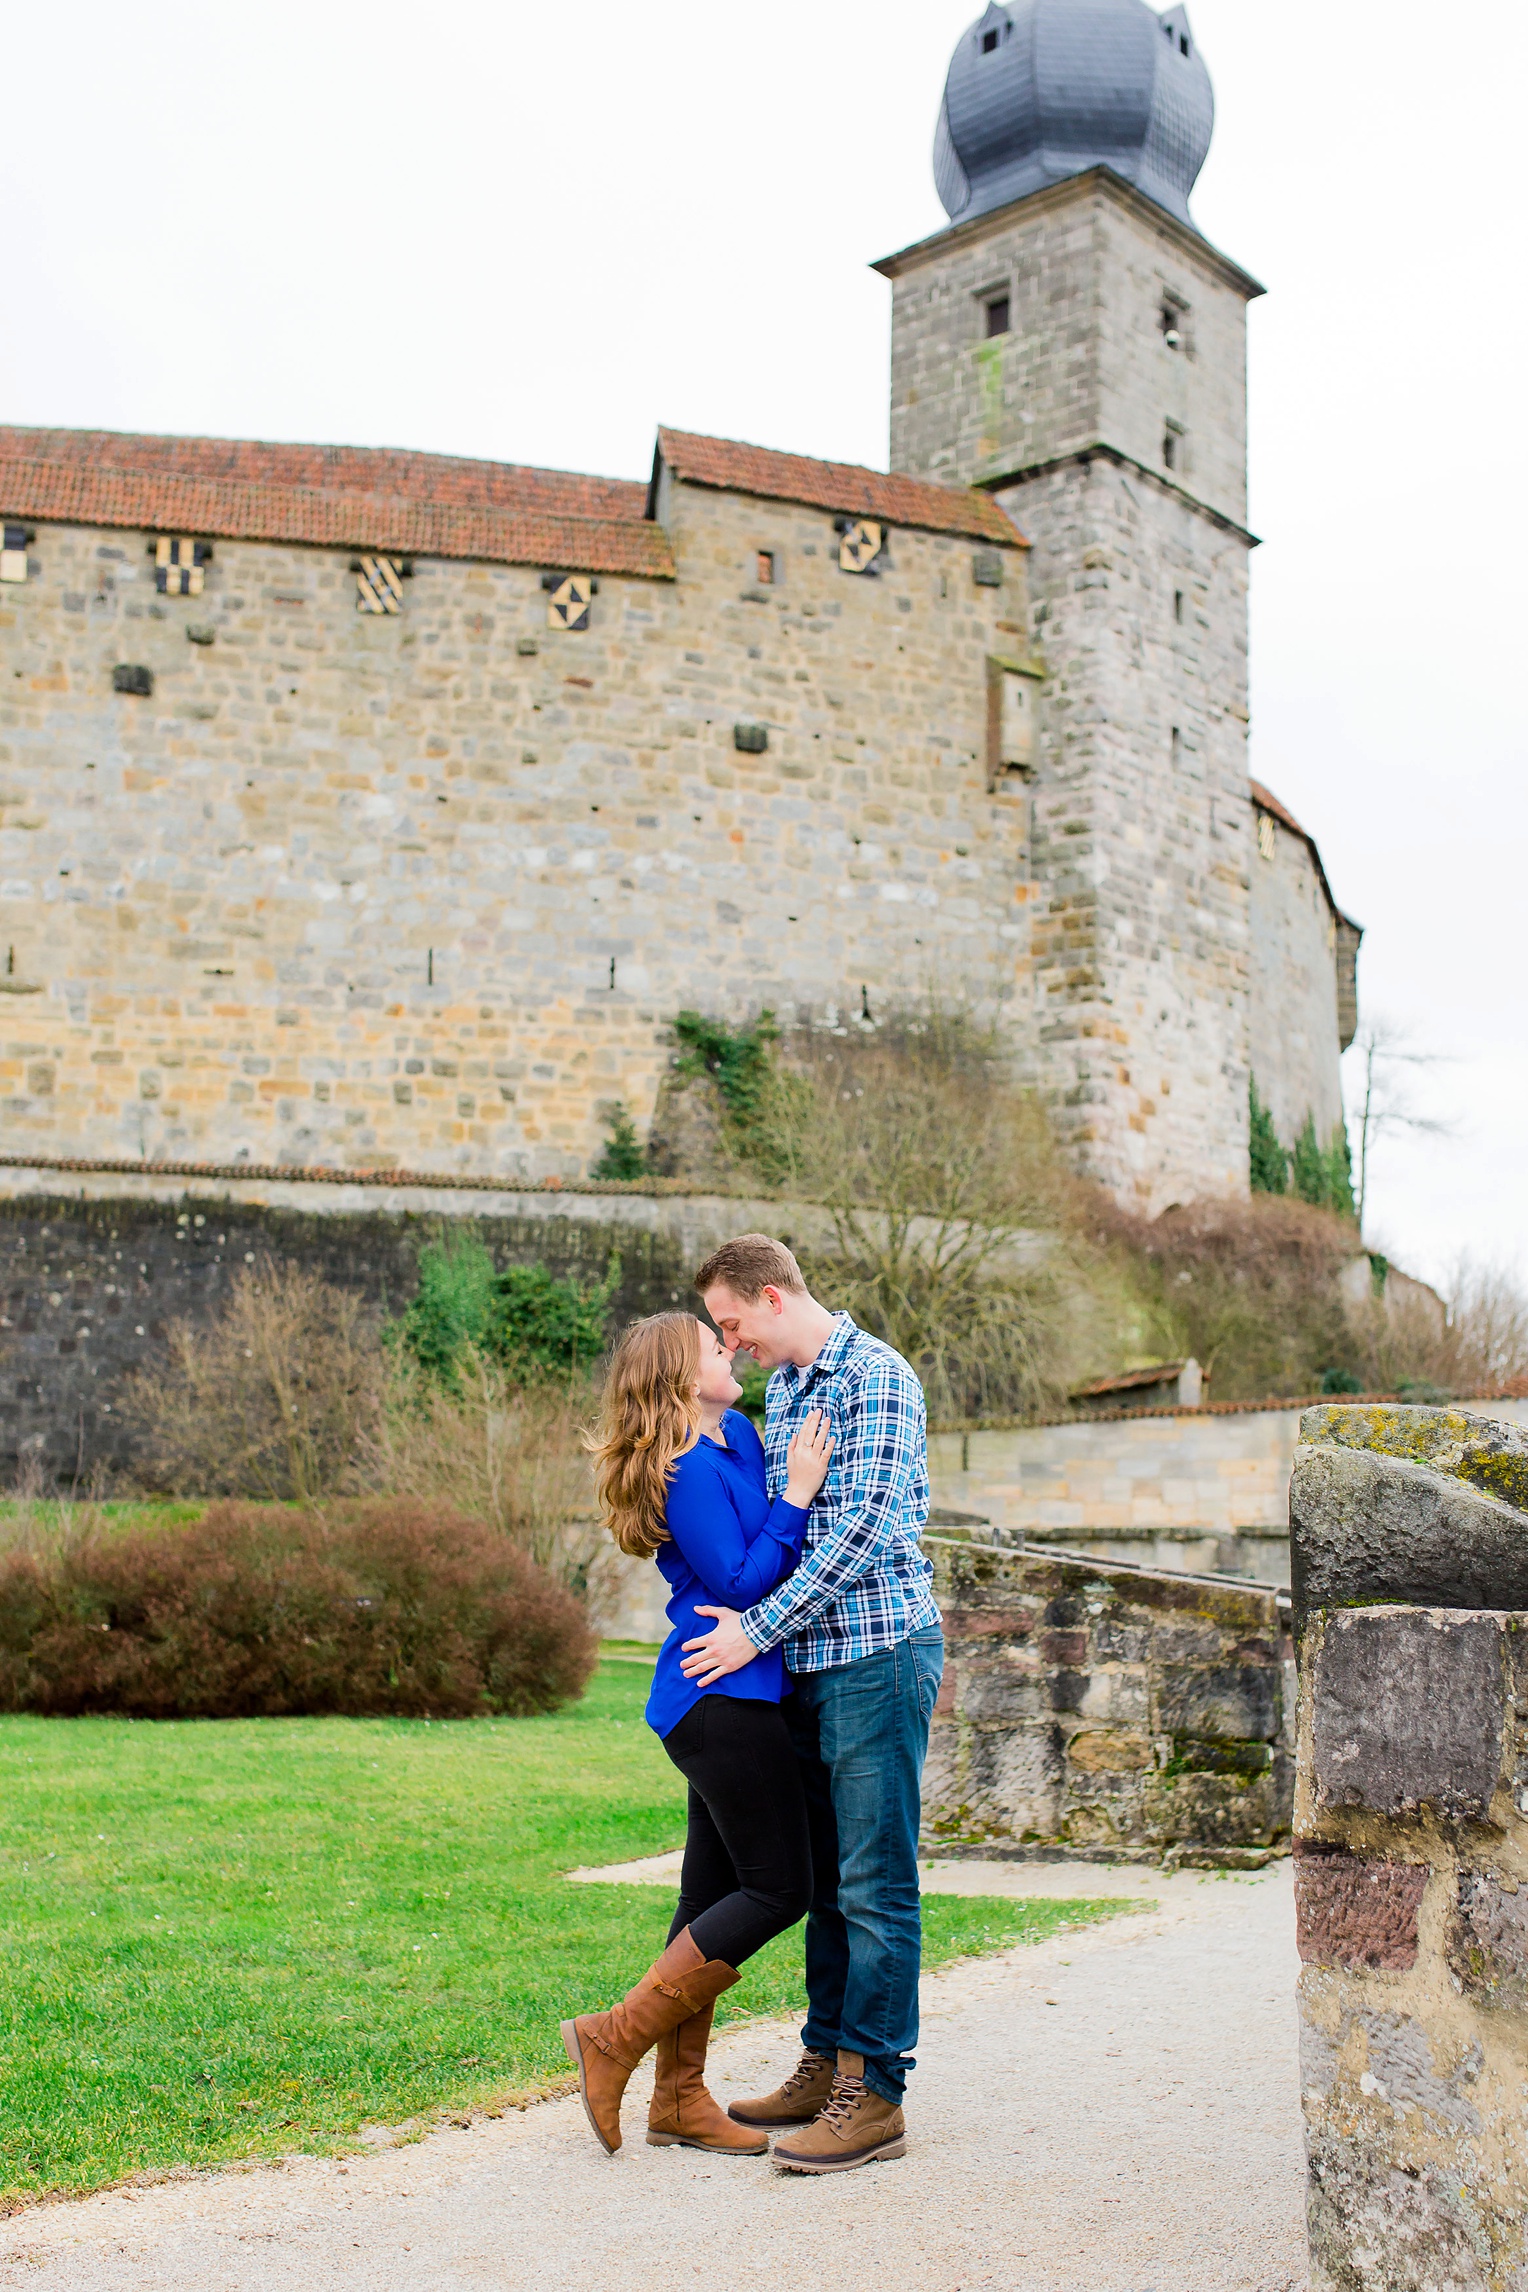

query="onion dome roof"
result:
[934,0,1214,232]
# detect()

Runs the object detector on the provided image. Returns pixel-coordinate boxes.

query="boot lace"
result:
[817,2072,868,2133]
[779,2051,833,2102]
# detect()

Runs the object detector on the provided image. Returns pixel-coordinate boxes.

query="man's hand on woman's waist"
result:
[680,1606,762,1689]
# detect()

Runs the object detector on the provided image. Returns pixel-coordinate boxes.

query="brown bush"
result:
[1093,1192,1358,1401]
[0,1499,597,1720]
[119,1259,381,1502]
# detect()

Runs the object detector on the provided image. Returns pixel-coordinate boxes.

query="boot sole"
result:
[646,2130,770,2155]
[560,2020,618,2158]
[773,2134,907,2174]
[726,2107,825,2130]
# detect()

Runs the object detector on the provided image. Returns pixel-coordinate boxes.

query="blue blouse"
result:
[645,1410,809,1740]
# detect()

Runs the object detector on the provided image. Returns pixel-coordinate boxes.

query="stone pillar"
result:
[1291,1403,1528,2291]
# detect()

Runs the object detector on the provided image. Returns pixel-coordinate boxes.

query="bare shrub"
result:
[360,1349,605,1603]
[741,1010,1114,1422]
[119,1259,381,1501]
[0,1498,597,1719]
[1347,1257,1528,1399]
[1096,1192,1358,1402]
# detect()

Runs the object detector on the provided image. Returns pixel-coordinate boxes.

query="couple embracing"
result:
[561,1233,944,2174]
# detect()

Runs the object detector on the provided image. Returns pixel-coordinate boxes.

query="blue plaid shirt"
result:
[741,1313,940,1673]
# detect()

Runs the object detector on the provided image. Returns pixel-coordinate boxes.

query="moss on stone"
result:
[1162,1736,1272,1785]
[1301,1404,1528,1518]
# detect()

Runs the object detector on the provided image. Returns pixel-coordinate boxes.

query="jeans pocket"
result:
[911,1635,944,1730]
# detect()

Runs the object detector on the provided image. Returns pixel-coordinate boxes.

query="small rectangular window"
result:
[1173,590,1184,624]
[1171,726,1181,765]
[981,27,999,51]
[985,294,1010,338]
[756,550,775,586]
[1163,419,1185,473]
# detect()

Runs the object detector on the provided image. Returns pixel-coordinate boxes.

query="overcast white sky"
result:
[1,1,1522,1289]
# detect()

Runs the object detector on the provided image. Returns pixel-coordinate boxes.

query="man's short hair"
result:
[693,1233,807,1303]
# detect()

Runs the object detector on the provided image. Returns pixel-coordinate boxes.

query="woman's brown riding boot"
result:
[647,2003,770,2154]
[561,1927,740,2155]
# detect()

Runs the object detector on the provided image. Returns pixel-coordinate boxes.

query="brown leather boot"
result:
[726,2047,837,2130]
[560,1928,740,2156]
[771,2050,907,2174]
[646,2003,769,2154]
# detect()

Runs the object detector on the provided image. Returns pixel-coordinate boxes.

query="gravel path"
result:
[0,1863,1307,2292]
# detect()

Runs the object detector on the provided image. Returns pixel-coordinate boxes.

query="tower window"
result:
[985,294,1010,338]
[1173,590,1184,625]
[982,27,999,52]
[756,550,775,586]
[1180,33,1190,54]
[1171,726,1182,766]
[1163,419,1185,473]
[1159,295,1189,351]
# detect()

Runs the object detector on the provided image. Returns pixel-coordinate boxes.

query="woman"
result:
[563,1311,833,2158]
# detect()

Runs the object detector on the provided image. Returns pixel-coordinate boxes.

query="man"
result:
[682,1233,943,2173]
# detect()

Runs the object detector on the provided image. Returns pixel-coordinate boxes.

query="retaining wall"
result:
[929,1398,1528,1590]
[0,1181,699,1480]
[924,1534,1292,1861]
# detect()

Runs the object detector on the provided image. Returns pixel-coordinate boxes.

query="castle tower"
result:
[876,0,1264,1209]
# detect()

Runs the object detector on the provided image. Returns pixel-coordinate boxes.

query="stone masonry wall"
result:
[0,488,1028,1180]
[882,170,1253,524]
[930,1403,1307,1581]
[0,1186,694,1483]
[881,169,1264,1207]
[925,1535,1291,1860]
[1250,801,1347,1149]
[1292,1405,1528,2290]
[994,451,1253,1204]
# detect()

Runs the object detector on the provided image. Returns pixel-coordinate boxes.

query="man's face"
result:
[702,1282,787,1370]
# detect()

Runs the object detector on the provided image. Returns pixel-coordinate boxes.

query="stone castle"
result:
[0,0,1356,1215]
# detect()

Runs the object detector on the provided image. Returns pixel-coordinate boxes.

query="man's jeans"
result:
[784,1628,944,2106]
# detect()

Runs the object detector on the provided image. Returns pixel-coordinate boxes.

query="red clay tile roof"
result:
[1070,1361,1189,1400]
[654,427,1027,547]
[1250,778,1361,933]
[0,427,673,579]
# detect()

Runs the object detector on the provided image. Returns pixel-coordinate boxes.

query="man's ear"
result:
[762,1284,785,1317]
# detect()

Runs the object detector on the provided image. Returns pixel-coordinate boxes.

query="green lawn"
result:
[0,1658,1137,2202]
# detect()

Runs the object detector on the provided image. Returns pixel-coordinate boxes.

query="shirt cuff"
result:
[740,1598,783,1654]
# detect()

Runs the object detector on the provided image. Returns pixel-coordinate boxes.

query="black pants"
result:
[661,1694,814,1970]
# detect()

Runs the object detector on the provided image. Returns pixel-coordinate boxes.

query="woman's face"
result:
[693,1320,743,1408]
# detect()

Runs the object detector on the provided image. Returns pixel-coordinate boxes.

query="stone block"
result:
[1065,1726,1152,1774]
[923,1717,1064,1845]
[954,1655,1051,1723]
[1142,1767,1283,1849]
[1306,2134,1495,2292]
[1156,1659,1278,1742]
[1294,1848,1428,1971]
[1292,1434,1528,1622]
[1309,1607,1505,1822]
[1448,1873,1528,2007]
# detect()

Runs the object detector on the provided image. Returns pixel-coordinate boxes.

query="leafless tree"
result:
[1344,1017,1456,1233]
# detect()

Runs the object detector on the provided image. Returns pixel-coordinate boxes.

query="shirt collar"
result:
[782,1310,858,1396]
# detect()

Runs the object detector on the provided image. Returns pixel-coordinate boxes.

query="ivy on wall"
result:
[1249,1077,1354,1221]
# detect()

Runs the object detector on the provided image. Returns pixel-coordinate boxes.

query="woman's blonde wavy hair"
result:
[586,1312,702,1558]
